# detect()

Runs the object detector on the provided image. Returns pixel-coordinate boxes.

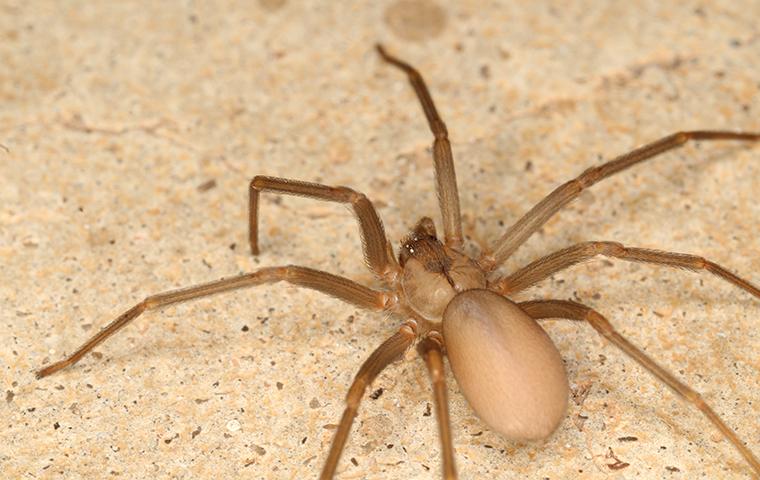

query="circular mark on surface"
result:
[258,0,286,11]
[384,0,447,42]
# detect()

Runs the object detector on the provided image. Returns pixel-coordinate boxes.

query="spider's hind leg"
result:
[419,334,458,479]
[519,299,760,476]
[320,322,417,479]
[493,240,760,299]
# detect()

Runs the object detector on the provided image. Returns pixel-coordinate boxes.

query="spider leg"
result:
[419,334,458,479]
[480,130,760,271]
[320,322,417,480]
[37,266,395,378]
[518,299,760,476]
[376,44,464,250]
[492,241,760,298]
[249,176,399,282]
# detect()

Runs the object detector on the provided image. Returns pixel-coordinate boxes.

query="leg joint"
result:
[674,131,690,144]
[595,241,625,256]
[585,310,615,337]
[346,379,368,406]
[250,175,269,190]
[140,297,158,310]
[683,388,706,409]
[432,120,449,139]
[346,189,367,205]
[382,291,400,310]
[566,176,588,193]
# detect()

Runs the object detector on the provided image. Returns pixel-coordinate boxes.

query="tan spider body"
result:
[37,45,760,479]
[444,289,568,441]
[399,217,568,442]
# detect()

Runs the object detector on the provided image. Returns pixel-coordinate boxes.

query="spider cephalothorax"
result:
[399,217,486,320]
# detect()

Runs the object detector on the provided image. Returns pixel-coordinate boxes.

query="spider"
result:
[37,45,760,479]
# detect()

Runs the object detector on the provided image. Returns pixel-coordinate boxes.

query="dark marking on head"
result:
[399,217,456,287]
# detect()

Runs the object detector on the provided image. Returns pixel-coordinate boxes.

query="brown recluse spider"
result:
[37,44,760,478]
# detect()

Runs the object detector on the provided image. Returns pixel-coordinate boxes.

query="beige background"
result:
[2,1,759,479]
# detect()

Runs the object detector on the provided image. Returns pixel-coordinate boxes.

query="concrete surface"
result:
[2,1,759,479]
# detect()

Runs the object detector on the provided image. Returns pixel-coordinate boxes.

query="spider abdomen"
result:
[442,289,568,441]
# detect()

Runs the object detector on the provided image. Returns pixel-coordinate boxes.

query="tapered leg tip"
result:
[36,361,66,379]
[249,239,261,256]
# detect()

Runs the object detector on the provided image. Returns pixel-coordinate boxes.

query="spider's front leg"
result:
[37,266,394,378]
[376,45,464,250]
[249,175,399,283]
[480,130,760,271]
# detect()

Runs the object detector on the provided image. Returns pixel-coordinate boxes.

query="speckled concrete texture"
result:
[2,1,759,479]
